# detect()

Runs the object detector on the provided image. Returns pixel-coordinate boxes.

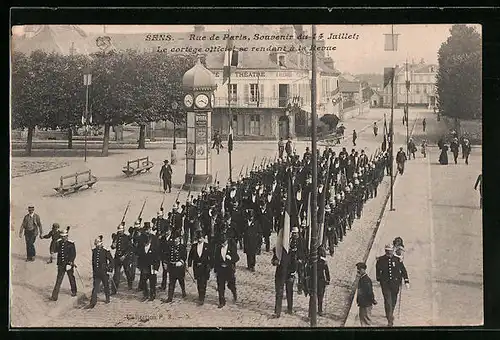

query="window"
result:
[423,86,427,94]
[416,84,420,94]
[229,84,237,102]
[278,55,286,68]
[249,83,259,102]
[250,114,260,135]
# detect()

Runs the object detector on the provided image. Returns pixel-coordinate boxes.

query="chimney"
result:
[194,25,205,35]
[279,25,294,38]
[323,57,335,70]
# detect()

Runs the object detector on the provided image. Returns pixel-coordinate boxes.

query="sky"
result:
[12,24,481,74]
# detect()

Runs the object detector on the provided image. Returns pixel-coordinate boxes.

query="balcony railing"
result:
[214,96,303,109]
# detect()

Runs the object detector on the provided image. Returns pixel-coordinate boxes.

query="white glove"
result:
[175,261,182,267]
[151,269,157,275]
[405,282,410,289]
[225,255,231,260]
[162,262,167,270]
[65,264,72,271]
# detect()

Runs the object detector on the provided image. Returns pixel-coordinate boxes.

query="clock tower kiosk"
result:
[181,57,217,191]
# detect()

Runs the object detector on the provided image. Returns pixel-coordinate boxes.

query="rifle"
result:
[260,157,265,169]
[238,164,244,178]
[187,176,194,200]
[175,186,182,203]
[137,198,148,222]
[121,201,131,224]
[251,156,256,171]
[160,195,165,212]
[245,165,249,177]
[203,175,210,191]
[213,171,218,186]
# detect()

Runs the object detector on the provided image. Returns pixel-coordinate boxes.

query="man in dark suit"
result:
[137,231,161,301]
[159,160,173,193]
[110,224,134,292]
[89,236,114,308]
[356,262,377,326]
[307,246,331,317]
[376,244,410,327]
[212,233,239,308]
[188,229,212,305]
[50,227,77,301]
[243,209,259,272]
[18,205,43,262]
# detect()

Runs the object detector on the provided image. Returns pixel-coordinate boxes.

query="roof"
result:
[338,76,360,93]
[395,63,438,75]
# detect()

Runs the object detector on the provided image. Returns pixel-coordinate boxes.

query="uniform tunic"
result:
[51,238,77,300]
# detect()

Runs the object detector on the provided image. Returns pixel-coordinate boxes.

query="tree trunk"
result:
[101,123,111,157]
[26,126,34,156]
[138,124,146,149]
[67,127,73,149]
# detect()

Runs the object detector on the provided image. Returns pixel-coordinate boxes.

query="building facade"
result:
[382,61,438,108]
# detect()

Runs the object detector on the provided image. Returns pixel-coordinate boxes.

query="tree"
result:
[320,114,340,131]
[437,25,481,122]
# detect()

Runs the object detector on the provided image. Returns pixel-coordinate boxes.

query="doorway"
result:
[278,115,289,139]
[279,84,289,108]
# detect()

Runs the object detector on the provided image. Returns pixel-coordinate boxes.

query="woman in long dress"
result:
[439,143,449,165]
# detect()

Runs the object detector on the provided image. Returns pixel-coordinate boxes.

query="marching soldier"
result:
[50,227,77,301]
[89,235,114,308]
[187,228,212,305]
[213,233,239,308]
[42,223,61,264]
[159,225,171,291]
[111,223,134,292]
[258,197,273,252]
[164,233,187,303]
[137,231,161,301]
[324,203,336,256]
[184,198,197,245]
[376,244,410,327]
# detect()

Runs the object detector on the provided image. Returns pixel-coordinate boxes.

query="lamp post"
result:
[171,101,178,150]
[83,66,92,162]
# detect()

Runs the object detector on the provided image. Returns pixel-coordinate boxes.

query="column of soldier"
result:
[51,145,389,316]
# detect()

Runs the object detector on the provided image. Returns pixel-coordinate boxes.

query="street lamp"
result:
[83,66,92,162]
[171,101,178,150]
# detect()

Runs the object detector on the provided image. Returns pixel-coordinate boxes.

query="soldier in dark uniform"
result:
[50,227,77,301]
[188,229,212,305]
[271,226,299,318]
[137,231,161,301]
[285,137,293,160]
[184,198,197,245]
[158,226,171,291]
[42,223,61,264]
[212,233,239,308]
[111,223,134,292]
[376,244,410,327]
[164,234,187,302]
[307,246,330,317]
[89,235,114,308]
[324,204,336,256]
[258,197,273,252]
[243,209,260,272]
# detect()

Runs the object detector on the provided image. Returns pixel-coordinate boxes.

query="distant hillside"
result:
[355,73,383,87]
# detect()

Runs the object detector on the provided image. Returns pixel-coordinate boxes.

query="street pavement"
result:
[345,110,483,327]
[10,107,411,328]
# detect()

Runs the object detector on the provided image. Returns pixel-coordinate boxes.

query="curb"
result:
[343,114,419,327]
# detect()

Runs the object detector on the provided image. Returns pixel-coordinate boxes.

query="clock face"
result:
[195,94,209,109]
[184,94,193,108]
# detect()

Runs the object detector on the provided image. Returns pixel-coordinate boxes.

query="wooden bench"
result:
[54,170,98,195]
[122,156,154,176]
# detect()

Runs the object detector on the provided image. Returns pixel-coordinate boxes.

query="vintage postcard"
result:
[10,23,482,328]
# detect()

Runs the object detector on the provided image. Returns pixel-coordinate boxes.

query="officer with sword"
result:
[50,226,78,301]
[89,235,114,308]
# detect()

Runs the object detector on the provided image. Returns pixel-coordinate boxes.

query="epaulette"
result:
[67,239,74,243]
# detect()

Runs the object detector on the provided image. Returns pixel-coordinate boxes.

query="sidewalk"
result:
[345,152,436,327]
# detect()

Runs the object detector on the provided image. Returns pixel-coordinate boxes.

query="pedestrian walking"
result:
[89,235,114,308]
[187,228,212,305]
[352,129,357,146]
[474,173,482,209]
[50,227,77,301]
[42,223,61,264]
[355,262,377,327]
[278,137,284,159]
[375,244,410,327]
[421,140,428,158]
[373,122,378,137]
[439,142,449,165]
[422,118,426,132]
[213,233,239,308]
[18,205,43,262]
[285,137,293,160]
[463,138,471,165]
[160,160,173,193]
[450,138,460,164]
[396,147,407,175]
[407,138,417,160]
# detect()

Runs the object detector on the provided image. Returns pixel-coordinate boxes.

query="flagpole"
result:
[389,24,395,211]
[405,59,410,156]
[227,45,233,184]
[309,24,318,328]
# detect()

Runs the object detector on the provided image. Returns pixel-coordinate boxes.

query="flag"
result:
[222,33,239,85]
[384,33,399,51]
[276,170,296,264]
[228,123,234,153]
[383,67,395,88]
